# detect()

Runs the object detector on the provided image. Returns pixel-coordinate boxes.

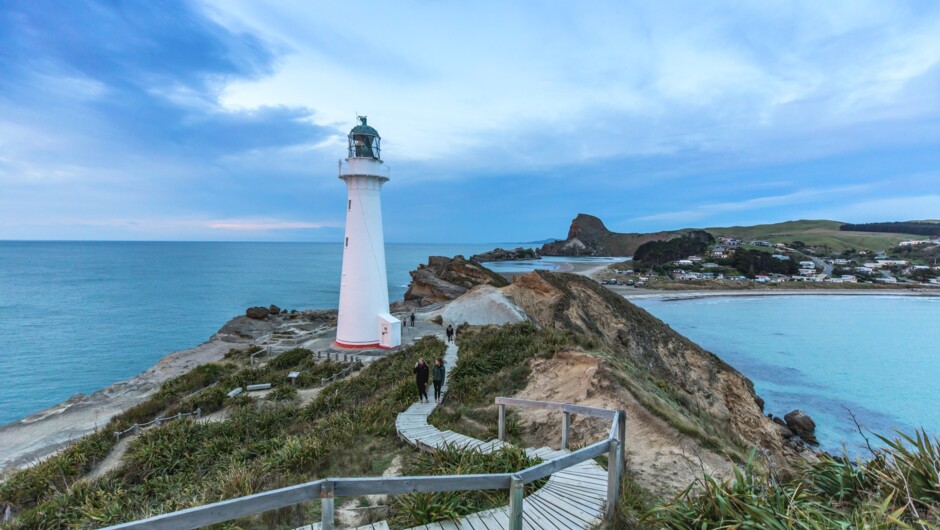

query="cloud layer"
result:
[1,0,939,241]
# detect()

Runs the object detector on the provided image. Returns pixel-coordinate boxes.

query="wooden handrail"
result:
[101,396,626,530]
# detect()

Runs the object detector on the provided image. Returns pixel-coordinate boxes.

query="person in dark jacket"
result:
[432,357,445,402]
[409,312,415,327]
[445,324,454,342]
[414,358,430,403]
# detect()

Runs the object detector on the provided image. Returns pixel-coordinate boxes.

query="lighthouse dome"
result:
[348,116,381,159]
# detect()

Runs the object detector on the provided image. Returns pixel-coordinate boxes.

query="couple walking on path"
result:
[414,357,445,403]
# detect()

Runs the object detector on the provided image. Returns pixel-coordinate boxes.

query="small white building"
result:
[772,254,790,260]
[877,259,909,267]
[841,275,858,283]
[799,261,816,269]
[676,259,693,266]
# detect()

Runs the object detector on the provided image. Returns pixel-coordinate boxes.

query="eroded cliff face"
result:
[538,213,691,257]
[504,270,793,461]
[401,255,509,307]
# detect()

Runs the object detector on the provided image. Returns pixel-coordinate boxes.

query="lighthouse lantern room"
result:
[335,117,401,349]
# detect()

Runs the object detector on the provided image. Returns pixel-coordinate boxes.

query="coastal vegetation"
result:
[841,221,940,237]
[644,430,940,529]
[633,230,714,267]
[0,338,446,529]
[725,248,800,276]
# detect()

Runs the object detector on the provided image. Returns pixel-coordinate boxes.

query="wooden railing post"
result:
[498,404,506,441]
[561,411,571,450]
[508,474,524,530]
[321,480,335,530]
[606,410,626,520]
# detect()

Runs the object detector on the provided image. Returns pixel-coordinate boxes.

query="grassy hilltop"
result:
[706,219,927,253]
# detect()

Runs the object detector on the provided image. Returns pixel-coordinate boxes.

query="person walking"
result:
[432,357,445,402]
[445,324,454,343]
[414,358,430,403]
[409,312,415,327]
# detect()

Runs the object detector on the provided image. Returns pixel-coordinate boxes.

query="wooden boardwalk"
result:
[393,340,609,530]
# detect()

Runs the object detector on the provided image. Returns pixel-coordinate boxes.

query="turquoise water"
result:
[2,243,937,455]
[0,241,496,425]
[633,296,940,454]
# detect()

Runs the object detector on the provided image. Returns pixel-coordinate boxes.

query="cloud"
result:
[2,1,940,241]
[629,185,874,223]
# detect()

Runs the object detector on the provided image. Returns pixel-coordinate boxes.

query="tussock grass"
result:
[646,430,940,529]
[389,444,543,528]
[0,338,445,529]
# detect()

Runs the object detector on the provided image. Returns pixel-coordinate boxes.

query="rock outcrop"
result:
[402,255,510,307]
[538,213,692,257]
[784,410,818,445]
[470,247,540,262]
[245,306,269,320]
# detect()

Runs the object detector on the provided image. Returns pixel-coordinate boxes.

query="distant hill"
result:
[706,219,930,252]
[538,216,931,256]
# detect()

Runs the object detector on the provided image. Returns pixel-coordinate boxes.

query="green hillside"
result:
[704,219,929,253]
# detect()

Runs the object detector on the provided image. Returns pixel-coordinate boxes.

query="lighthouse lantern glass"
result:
[347,116,381,159]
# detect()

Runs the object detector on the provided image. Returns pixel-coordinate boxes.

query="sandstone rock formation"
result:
[538,213,692,257]
[784,409,818,444]
[429,285,529,326]
[402,255,509,306]
[470,247,540,262]
[502,270,791,460]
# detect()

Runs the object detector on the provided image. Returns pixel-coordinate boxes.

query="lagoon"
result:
[633,295,940,454]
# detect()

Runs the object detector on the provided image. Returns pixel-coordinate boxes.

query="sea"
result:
[632,295,940,455]
[1,242,938,456]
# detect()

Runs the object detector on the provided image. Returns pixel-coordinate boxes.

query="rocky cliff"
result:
[401,255,509,307]
[538,213,691,256]
[502,270,796,460]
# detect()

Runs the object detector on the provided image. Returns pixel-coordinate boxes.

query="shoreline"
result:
[0,332,258,474]
[617,287,940,301]
[1,257,934,475]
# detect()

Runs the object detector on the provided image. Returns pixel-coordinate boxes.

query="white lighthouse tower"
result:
[335,117,401,349]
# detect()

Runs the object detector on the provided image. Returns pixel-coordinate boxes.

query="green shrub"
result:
[268,386,298,402]
[390,445,543,527]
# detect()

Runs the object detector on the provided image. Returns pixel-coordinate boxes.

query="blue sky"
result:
[1,1,938,242]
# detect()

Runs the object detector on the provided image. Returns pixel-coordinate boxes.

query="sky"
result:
[1,1,939,242]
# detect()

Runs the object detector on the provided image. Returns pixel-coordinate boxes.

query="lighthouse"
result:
[335,116,401,349]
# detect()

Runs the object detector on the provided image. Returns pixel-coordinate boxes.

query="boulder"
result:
[754,395,765,412]
[246,306,269,320]
[784,410,818,445]
[268,304,281,315]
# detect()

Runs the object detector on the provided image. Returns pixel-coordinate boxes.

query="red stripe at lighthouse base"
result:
[332,340,397,350]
